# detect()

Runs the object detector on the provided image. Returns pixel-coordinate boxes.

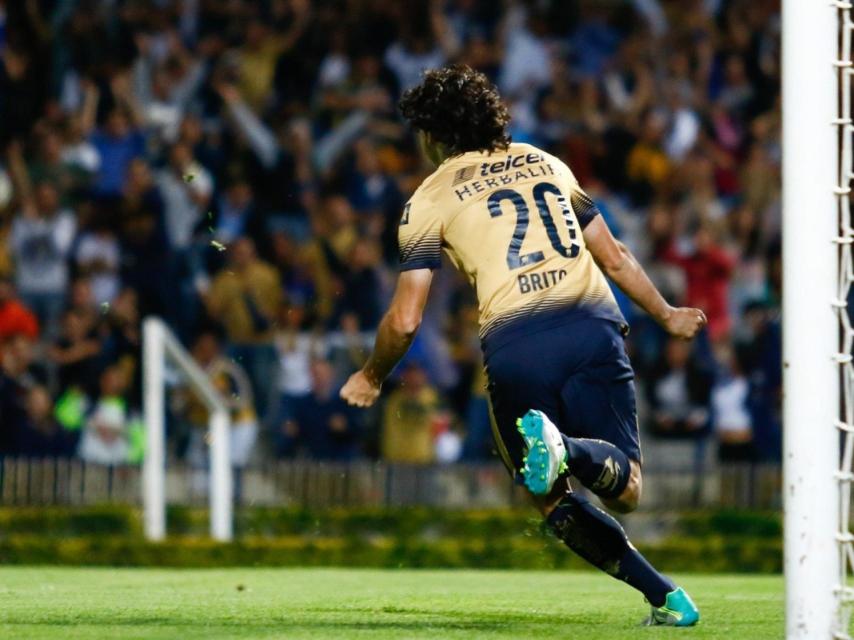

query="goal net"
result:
[836,3,854,637]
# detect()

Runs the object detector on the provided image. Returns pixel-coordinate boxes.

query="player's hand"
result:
[340,370,381,408]
[662,307,707,339]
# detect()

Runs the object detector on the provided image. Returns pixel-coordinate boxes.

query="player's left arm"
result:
[340,268,433,408]
[582,215,707,340]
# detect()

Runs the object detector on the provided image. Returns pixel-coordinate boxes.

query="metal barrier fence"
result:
[0,457,782,511]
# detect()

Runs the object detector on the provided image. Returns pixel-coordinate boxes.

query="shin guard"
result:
[547,492,674,606]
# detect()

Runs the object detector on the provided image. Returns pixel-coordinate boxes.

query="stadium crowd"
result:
[0,0,781,469]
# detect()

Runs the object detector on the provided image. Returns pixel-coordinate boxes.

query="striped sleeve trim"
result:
[569,189,601,230]
[399,234,442,271]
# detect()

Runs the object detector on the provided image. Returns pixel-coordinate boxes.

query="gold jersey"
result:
[398,142,625,355]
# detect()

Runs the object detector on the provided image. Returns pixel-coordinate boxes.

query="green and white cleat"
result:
[643,587,700,627]
[516,409,568,495]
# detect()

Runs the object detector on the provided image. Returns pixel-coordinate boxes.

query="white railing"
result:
[0,457,783,511]
[143,317,232,541]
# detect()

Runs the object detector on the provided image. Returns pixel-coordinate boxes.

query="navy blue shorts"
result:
[484,317,642,473]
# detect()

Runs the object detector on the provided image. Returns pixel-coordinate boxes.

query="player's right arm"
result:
[582,215,707,339]
[340,267,433,408]
[341,192,442,408]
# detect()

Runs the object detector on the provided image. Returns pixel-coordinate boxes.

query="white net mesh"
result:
[836,3,854,638]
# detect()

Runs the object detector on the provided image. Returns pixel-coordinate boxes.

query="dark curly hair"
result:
[399,65,511,156]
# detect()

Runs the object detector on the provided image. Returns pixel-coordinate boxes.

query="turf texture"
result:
[0,567,782,639]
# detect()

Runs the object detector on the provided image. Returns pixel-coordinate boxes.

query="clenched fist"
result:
[340,370,381,408]
[662,307,707,340]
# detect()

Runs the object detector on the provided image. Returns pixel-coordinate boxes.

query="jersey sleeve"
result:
[397,195,443,271]
[549,155,603,231]
[568,185,602,230]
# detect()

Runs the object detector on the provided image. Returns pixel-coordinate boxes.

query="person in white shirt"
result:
[75,224,121,306]
[11,182,77,338]
[78,400,129,466]
[155,142,213,250]
[711,344,754,461]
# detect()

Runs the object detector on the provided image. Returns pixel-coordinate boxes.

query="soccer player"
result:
[341,65,705,626]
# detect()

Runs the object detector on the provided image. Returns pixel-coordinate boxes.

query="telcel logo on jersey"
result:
[452,154,556,202]
[480,153,546,176]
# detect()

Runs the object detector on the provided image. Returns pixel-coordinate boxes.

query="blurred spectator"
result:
[327,312,370,387]
[711,344,753,462]
[275,302,316,422]
[74,212,121,306]
[498,4,551,105]
[346,137,404,259]
[77,365,130,465]
[322,236,383,330]
[347,138,403,220]
[176,331,258,471]
[203,237,281,423]
[77,398,128,465]
[89,106,145,198]
[61,118,101,179]
[0,276,38,341]
[627,110,671,206]
[101,288,142,372]
[48,308,101,396]
[17,385,77,457]
[156,142,213,251]
[28,129,92,205]
[270,230,326,319]
[10,182,76,337]
[735,301,782,462]
[0,335,40,454]
[447,303,492,461]
[461,373,492,461]
[208,178,263,248]
[66,278,99,334]
[384,4,455,94]
[118,158,170,317]
[238,9,309,114]
[382,363,442,464]
[132,32,206,144]
[280,358,359,460]
[646,338,713,438]
[660,224,736,341]
[434,416,463,464]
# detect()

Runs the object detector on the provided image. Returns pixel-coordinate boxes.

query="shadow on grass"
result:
[2,607,604,632]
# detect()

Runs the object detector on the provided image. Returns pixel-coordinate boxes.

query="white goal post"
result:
[783,1,847,638]
[142,317,233,542]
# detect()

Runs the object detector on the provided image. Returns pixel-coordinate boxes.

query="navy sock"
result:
[563,437,631,499]
[547,493,674,607]
[615,546,675,608]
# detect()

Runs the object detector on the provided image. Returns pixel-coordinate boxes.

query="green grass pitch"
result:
[0,567,782,639]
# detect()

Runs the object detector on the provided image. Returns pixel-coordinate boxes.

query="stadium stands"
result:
[0,0,781,470]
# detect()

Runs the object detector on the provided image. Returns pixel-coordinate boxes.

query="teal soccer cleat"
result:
[516,409,568,495]
[643,587,700,627]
